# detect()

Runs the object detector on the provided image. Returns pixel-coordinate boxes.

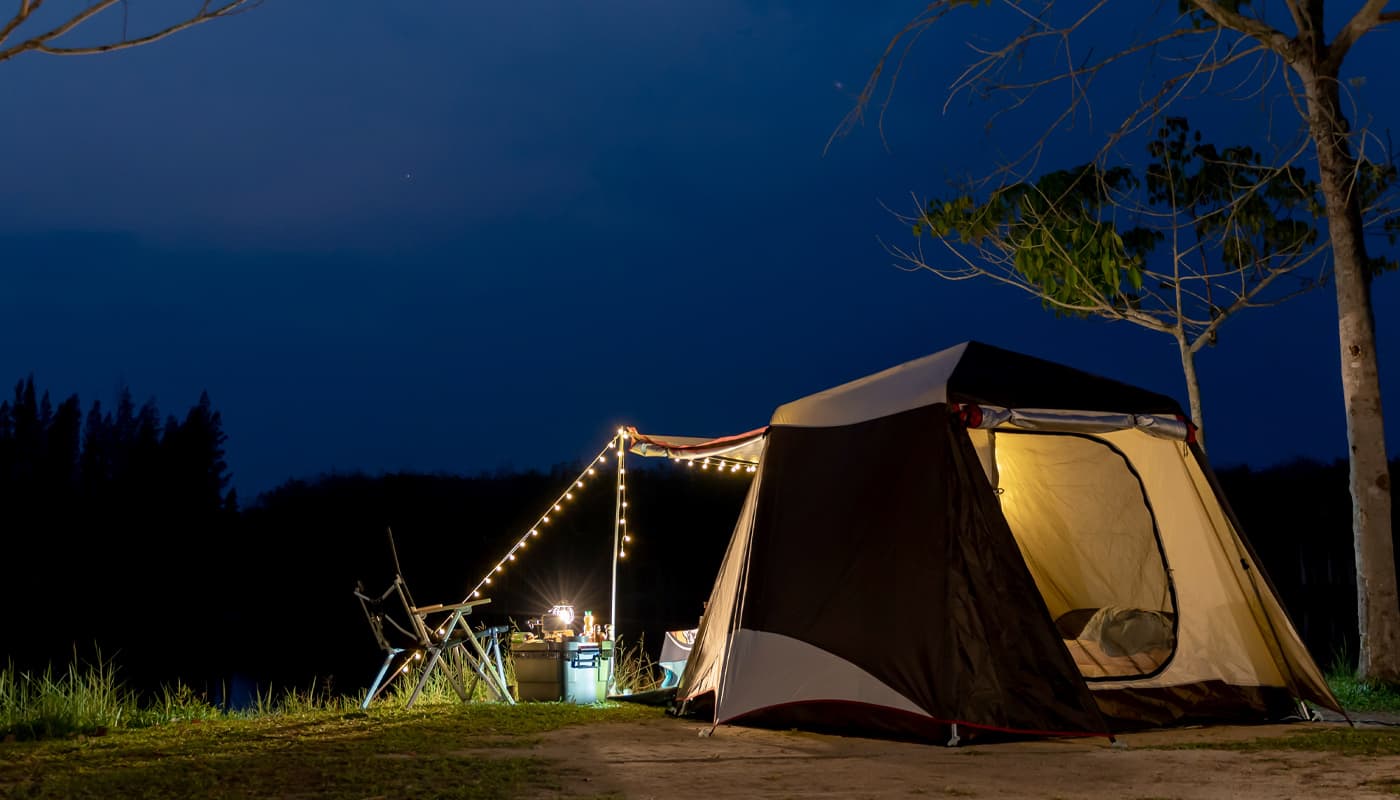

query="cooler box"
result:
[562,641,599,704]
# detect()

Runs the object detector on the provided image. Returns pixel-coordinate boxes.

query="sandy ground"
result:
[504,715,1400,800]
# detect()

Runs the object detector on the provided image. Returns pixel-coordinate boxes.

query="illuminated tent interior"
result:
[631,341,1340,742]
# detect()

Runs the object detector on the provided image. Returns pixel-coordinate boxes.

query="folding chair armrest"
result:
[411,598,492,615]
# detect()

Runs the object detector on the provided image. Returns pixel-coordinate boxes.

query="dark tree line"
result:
[1,376,236,688]
[0,376,234,518]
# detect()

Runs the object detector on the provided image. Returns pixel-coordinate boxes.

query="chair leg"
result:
[406,649,443,710]
[438,646,470,702]
[464,637,512,704]
[362,649,403,711]
[491,638,515,705]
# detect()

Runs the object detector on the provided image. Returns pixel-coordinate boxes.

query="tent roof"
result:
[630,341,1189,454]
[774,341,1185,428]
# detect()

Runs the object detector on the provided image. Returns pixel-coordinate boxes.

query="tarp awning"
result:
[626,426,768,464]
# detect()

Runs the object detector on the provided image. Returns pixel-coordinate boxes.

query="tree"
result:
[0,1,258,64]
[843,1,1400,681]
[902,117,1379,446]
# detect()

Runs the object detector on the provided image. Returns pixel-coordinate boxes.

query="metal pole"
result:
[610,431,624,651]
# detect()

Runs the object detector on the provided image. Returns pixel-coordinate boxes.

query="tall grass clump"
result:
[0,652,133,740]
[610,636,662,695]
[249,677,362,716]
[1327,650,1400,713]
[377,649,518,708]
[0,651,227,740]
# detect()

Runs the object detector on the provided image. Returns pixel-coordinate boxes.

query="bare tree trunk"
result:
[1178,333,1205,450]
[1301,68,1400,682]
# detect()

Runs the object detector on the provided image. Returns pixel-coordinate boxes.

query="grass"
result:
[610,635,663,695]
[0,650,670,797]
[1161,728,1400,756]
[1327,672,1400,713]
[0,652,227,741]
[0,701,662,799]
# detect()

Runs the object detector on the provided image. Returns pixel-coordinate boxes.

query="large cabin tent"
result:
[631,341,1339,742]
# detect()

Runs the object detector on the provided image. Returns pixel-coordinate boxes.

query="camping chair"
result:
[408,604,514,707]
[354,576,514,709]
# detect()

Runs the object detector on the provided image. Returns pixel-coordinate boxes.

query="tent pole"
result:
[610,431,625,679]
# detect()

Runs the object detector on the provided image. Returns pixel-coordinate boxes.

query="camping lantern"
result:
[541,603,576,639]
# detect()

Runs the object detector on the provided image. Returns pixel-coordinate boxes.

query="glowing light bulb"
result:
[530,529,539,536]
[508,554,516,561]
[598,454,607,462]
[554,503,561,511]
[437,628,445,636]
[619,549,627,558]
[402,665,410,673]
[686,460,694,467]
[565,492,573,500]
[619,468,626,474]
[576,481,584,488]
[495,565,503,573]
[485,577,492,585]
[623,535,631,542]
[473,591,481,598]
[543,515,551,523]
[588,467,596,475]
[414,652,422,660]
[619,518,626,525]
[621,501,628,507]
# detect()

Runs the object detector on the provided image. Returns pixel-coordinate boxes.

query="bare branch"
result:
[1185,0,1296,58]
[0,0,258,64]
[1329,0,1393,73]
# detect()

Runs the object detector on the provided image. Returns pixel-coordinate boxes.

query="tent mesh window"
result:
[990,431,1177,680]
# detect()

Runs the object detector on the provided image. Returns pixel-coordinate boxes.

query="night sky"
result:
[2,2,1396,499]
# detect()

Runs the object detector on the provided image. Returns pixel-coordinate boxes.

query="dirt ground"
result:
[512,715,1400,800]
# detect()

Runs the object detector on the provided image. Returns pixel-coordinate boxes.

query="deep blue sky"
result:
[1,2,1395,499]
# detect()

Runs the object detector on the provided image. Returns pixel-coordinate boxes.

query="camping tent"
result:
[635,341,1340,742]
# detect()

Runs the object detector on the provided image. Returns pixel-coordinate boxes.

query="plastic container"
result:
[562,641,599,704]
[513,641,563,701]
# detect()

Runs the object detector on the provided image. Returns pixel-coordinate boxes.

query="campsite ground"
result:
[524,712,1400,800]
[7,704,1400,798]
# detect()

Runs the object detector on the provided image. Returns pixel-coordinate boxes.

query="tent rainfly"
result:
[633,341,1340,743]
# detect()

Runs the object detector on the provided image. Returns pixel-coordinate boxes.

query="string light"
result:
[615,433,630,562]
[461,434,622,603]
[677,455,757,475]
